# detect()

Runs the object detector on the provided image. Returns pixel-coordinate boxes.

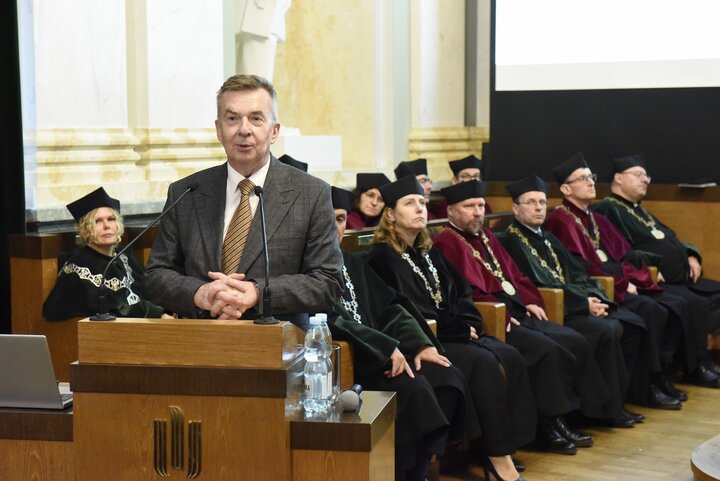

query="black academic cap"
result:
[449,154,483,177]
[356,173,391,193]
[394,158,428,180]
[331,186,355,213]
[379,175,424,208]
[441,180,487,205]
[552,152,589,184]
[278,154,308,172]
[613,154,646,174]
[505,175,548,200]
[66,187,120,221]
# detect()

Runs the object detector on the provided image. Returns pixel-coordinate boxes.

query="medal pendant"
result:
[596,249,609,262]
[651,228,665,239]
[501,280,517,296]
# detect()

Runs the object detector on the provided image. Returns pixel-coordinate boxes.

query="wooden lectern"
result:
[71,318,395,481]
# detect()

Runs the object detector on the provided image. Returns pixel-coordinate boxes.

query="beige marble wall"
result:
[273,0,377,179]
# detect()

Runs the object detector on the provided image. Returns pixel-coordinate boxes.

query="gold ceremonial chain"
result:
[448,229,517,295]
[401,252,444,308]
[605,197,665,239]
[340,265,362,323]
[555,205,609,261]
[507,225,566,283]
[556,205,602,249]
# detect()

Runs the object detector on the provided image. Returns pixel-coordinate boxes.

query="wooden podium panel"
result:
[73,393,290,480]
[77,318,304,369]
[0,407,74,481]
[291,391,396,481]
[73,318,306,481]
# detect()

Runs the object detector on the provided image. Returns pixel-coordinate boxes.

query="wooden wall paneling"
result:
[0,439,74,481]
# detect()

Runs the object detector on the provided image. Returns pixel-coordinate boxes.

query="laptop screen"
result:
[0,334,72,409]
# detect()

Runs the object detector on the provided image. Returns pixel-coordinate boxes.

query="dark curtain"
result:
[0,1,25,333]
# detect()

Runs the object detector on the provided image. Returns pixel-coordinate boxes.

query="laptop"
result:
[0,334,73,409]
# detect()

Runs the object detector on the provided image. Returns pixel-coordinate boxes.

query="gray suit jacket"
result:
[144,157,343,327]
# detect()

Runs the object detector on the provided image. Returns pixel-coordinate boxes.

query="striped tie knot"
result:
[239,178,255,196]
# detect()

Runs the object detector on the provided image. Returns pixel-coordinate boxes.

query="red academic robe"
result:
[545,199,660,303]
[433,224,544,324]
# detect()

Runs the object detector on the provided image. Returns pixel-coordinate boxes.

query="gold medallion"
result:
[501,280,517,296]
[596,249,608,262]
[651,228,665,239]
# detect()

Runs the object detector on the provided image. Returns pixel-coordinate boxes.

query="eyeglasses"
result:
[515,199,548,207]
[622,171,651,182]
[566,173,597,184]
[417,176,432,184]
[458,174,482,181]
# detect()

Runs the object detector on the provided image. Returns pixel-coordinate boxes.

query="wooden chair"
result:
[591,275,615,301]
[475,302,507,342]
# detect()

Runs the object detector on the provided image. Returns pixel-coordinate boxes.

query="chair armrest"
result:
[426,319,438,336]
[648,266,659,284]
[334,340,355,390]
[591,275,614,301]
[538,288,564,325]
[474,302,507,343]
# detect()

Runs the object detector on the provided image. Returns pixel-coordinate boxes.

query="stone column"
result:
[407,0,486,187]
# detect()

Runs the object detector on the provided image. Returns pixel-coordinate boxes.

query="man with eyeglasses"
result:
[593,154,720,387]
[498,174,651,428]
[545,153,693,406]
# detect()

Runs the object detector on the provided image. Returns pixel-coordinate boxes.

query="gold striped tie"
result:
[221,179,256,274]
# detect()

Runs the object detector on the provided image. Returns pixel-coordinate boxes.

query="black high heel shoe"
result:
[482,457,525,481]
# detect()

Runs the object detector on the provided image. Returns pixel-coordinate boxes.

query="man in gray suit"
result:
[145,75,343,327]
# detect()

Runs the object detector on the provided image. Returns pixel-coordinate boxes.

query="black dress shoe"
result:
[686,364,720,388]
[552,416,593,448]
[622,408,645,423]
[512,457,526,473]
[648,384,682,410]
[536,418,578,455]
[608,413,636,428]
[656,376,688,402]
[702,359,720,376]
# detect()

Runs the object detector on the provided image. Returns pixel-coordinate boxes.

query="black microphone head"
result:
[186,181,199,191]
[254,185,264,196]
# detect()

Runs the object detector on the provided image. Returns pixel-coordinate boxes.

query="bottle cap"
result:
[308,316,320,325]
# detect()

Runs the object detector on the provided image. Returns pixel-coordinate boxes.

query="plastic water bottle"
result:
[315,313,335,402]
[303,316,329,413]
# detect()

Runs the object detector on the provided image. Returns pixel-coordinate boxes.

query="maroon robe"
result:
[346,209,381,229]
[433,224,543,324]
[545,199,660,303]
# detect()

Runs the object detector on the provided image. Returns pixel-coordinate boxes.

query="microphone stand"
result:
[90,183,197,321]
[253,186,279,325]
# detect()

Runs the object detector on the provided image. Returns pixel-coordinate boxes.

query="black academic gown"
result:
[434,226,611,419]
[594,195,720,359]
[366,243,537,456]
[43,246,164,321]
[328,250,480,474]
[498,221,647,418]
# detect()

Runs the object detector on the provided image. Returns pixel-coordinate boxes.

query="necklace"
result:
[401,252,443,308]
[556,205,609,262]
[340,265,362,323]
[449,229,516,295]
[507,225,566,283]
[606,197,665,239]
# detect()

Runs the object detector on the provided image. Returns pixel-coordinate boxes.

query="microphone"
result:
[253,185,279,325]
[339,384,363,412]
[90,182,198,321]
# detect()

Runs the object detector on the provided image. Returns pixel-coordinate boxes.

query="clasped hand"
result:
[193,271,259,320]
